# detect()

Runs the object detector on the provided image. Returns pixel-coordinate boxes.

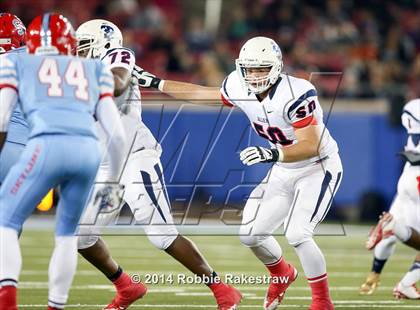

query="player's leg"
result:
[359,236,397,295]
[364,164,419,294]
[360,194,402,295]
[78,204,146,310]
[128,151,241,309]
[238,167,297,309]
[394,252,420,299]
[404,229,420,250]
[77,158,148,310]
[77,180,123,280]
[381,213,420,250]
[284,155,342,310]
[397,164,420,252]
[0,138,54,309]
[48,137,101,310]
[0,141,25,185]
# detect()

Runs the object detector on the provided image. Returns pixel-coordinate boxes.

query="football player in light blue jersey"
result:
[0,13,29,184]
[0,13,126,310]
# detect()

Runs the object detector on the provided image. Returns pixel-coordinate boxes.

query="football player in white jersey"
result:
[363,99,420,299]
[134,36,343,310]
[75,19,242,310]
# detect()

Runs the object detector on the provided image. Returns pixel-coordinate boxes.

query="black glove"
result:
[399,150,420,166]
[132,65,161,89]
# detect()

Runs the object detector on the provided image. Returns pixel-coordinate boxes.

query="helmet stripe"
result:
[41,13,51,46]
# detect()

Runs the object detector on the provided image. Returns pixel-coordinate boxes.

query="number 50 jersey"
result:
[1,52,113,139]
[220,71,339,168]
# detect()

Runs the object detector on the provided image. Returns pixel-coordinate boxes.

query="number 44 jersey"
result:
[1,52,112,139]
[220,71,339,168]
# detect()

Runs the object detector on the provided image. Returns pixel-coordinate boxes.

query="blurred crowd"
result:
[2,0,420,100]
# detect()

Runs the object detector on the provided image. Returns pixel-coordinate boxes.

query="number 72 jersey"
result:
[0,52,113,139]
[220,71,339,168]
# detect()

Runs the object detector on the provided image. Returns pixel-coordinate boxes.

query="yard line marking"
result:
[17,305,420,309]
[333,307,419,308]
[17,305,298,308]
[18,282,400,292]
[175,292,256,297]
[21,270,99,276]
[245,297,402,304]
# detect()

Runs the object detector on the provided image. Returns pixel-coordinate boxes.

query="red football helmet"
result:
[0,13,26,54]
[26,13,77,55]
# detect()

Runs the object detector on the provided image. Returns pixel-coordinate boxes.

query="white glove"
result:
[132,65,162,89]
[93,184,125,213]
[240,146,282,166]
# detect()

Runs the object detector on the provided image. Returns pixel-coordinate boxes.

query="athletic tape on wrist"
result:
[158,80,165,91]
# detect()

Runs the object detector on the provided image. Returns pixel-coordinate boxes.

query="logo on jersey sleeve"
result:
[295,100,316,119]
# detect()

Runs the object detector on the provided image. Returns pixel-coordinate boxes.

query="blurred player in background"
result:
[0,13,126,310]
[0,13,28,183]
[0,12,54,212]
[363,98,420,299]
[134,36,342,310]
[75,19,241,310]
[371,214,420,252]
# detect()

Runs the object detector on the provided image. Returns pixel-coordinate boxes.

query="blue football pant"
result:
[0,141,25,185]
[0,135,101,236]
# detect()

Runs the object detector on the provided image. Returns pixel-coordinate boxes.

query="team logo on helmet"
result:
[12,18,25,36]
[271,42,280,55]
[100,24,114,40]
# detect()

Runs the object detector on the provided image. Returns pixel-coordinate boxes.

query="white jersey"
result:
[401,99,420,154]
[97,47,161,158]
[220,71,338,168]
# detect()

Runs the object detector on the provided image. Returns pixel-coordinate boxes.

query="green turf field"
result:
[18,229,419,309]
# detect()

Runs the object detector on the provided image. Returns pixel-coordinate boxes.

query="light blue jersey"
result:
[4,46,29,145]
[0,52,114,235]
[2,52,113,138]
[0,47,29,183]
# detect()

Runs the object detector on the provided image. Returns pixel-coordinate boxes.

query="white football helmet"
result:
[76,19,122,58]
[235,36,283,94]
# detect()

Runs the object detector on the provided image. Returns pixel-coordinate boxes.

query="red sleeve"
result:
[292,114,318,129]
[221,93,234,107]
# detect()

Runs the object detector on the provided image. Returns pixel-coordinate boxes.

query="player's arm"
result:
[241,91,321,165]
[281,125,320,162]
[111,66,131,97]
[0,87,18,150]
[132,66,221,104]
[102,49,135,97]
[240,125,321,165]
[95,95,127,179]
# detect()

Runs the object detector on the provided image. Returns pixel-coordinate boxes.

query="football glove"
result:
[132,65,162,89]
[399,150,420,166]
[240,146,280,166]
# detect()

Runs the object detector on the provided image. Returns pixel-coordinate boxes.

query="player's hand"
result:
[93,184,125,212]
[240,146,279,166]
[132,65,162,89]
